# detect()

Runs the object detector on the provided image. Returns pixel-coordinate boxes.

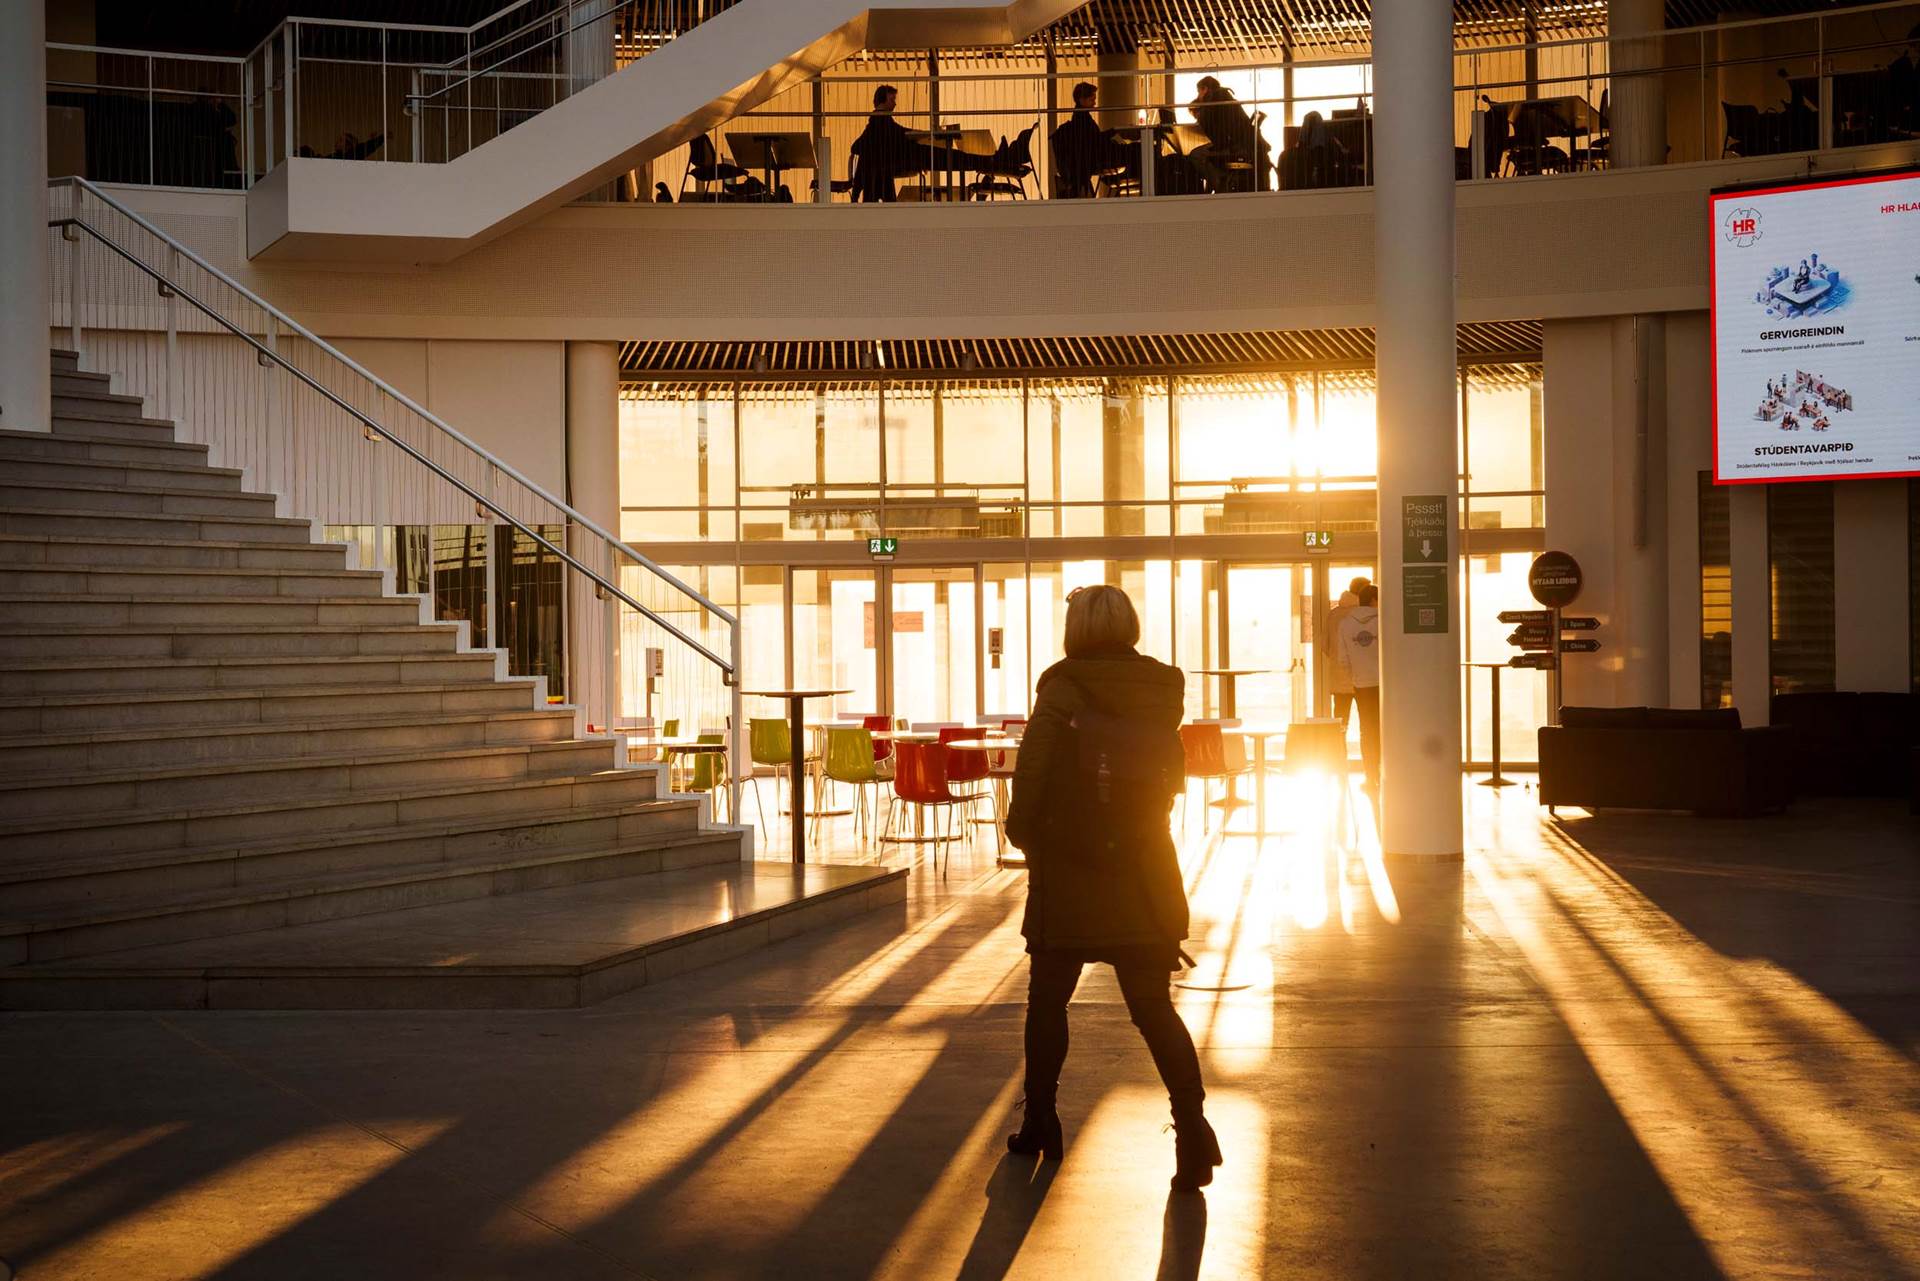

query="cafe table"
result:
[743,689,849,864]
[1230,724,1291,837]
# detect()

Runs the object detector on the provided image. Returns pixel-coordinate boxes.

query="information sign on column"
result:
[1400,494,1449,634]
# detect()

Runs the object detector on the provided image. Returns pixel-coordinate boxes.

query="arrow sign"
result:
[1559,638,1602,653]
[1510,653,1557,669]
[1560,616,1600,631]
[1507,627,1551,648]
[1498,609,1553,625]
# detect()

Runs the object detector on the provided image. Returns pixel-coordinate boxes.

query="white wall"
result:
[1543,314,1670,709]
[1834,479,1911,692]
[335,338,568,500]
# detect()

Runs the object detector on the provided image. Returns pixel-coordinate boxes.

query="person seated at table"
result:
[1278,111,1349,190]
[1188,76,1272,192]
[850,84,914,202]
[1049,81,1137,198]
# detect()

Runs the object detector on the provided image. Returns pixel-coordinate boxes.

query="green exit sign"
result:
[1303,530,1334,552]
[867,537,899,560]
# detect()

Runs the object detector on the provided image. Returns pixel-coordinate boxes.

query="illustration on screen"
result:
[1753,370,1854,433]
[1751,253,1849,319]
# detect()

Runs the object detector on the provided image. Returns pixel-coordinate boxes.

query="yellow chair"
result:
[748,717,802,841]
[677,731,730,823]
[820,726,886,848]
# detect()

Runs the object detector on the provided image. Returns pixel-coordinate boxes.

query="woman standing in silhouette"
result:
[1002,585,1221,1191]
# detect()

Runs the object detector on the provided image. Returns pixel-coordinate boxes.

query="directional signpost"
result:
[1498,553,1602,722]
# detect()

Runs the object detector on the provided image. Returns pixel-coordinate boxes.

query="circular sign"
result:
[1528,551,1583,609]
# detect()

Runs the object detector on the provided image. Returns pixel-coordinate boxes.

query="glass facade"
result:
[621,365,1550,763]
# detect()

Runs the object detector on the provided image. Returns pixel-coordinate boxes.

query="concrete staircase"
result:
[0,350,904,1008]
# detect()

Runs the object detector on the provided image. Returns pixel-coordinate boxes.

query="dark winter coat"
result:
[1003,649,1190,965]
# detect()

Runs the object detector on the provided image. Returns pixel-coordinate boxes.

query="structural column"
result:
[1,2,51,434]
[1372,0,1463,859]
[1609,0,1668,169]
[565,341,623,730]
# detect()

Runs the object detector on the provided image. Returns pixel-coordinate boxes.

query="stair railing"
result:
[244,0,745,170]
[44,175,745,822]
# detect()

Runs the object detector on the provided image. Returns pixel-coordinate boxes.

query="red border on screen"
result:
[1708,167,1920,485]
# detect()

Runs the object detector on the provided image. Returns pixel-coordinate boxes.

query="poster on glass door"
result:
[1710,168,1920,484]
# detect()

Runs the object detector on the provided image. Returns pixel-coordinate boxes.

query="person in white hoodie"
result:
[1324,578,1369,735]
[1334,583,1381,793]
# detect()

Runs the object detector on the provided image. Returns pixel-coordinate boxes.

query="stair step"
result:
[49,349,80,373]
[0,805,721,964]
[52,391,150,420]
[0,455,243,493]
[0,428,209,465]
[0,478,276,517]
[0,737,619,822]
[2,858,887,1013]
[0,766,657,861]
[0,591,428,630]
[51,414,178,441]
[49,367,109,391]
[0,562,387,602]
[0,506,317,544]
[0,862,902,1009]
[0,706,575,773]
[0,621,465,661]
[0,649,504,696]
[0,678,543,736]
[0,533,352,573]
[1,789,696,910]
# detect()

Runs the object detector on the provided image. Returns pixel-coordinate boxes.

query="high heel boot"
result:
[1006,1098,1063,1160]
[1169,1111,1222,1191]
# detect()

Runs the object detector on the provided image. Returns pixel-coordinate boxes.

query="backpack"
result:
[1053,694,1184,864]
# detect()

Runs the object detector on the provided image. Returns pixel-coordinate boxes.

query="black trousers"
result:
[1024,951,1205,1115]
[1354,684,1381,789]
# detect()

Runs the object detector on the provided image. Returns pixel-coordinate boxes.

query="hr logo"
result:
[1724,206,1763,247]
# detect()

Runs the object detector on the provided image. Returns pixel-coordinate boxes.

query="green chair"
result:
[678,731,730,823]
[820,726,886,848]
[656,717,683,786]
[748,717,801,841]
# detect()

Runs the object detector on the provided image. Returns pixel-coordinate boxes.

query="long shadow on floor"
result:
[1550,799,1920,1054]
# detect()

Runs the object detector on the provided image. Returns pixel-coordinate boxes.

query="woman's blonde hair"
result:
[1063,584,1141,657]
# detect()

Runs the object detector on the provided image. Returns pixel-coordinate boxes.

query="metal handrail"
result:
[52,177,737,640]
[49,211,733,675]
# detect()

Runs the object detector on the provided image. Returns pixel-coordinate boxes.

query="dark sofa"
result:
[1770,692,1919,810]
[1538,706,1791,817]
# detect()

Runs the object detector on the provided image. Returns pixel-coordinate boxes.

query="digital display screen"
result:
[1710,169,1920,484]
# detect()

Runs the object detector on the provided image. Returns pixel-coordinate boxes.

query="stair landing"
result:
[1,861,905,1010]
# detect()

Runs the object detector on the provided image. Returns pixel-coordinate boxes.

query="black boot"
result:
[1006,1097,1063,1160]
[1169,1111,1222,1192]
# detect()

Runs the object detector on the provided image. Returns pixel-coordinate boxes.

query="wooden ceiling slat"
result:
[620,321,1542,377]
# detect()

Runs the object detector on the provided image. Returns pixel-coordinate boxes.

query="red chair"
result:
[862,714,893,764]
[1179,722,1248,833]
[938,726,991,784]
[889,741,971,875]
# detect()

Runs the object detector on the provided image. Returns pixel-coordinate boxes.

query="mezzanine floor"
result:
[1,783,1915,1281]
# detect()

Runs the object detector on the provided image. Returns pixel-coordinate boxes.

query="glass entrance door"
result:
[889,566,979,725]
[1206,558,1376,728]
[789,567,879,718]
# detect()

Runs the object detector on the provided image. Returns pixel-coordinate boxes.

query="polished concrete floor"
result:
[2,778,1916,1280]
